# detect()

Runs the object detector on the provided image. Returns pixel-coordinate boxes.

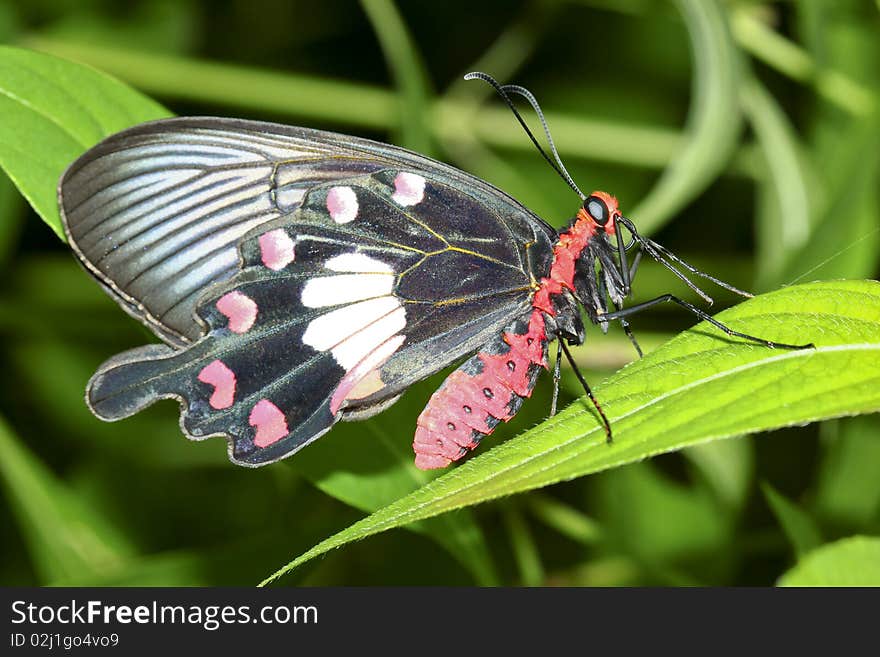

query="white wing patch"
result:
[325,252,394,274]
[302,296,399,350]
[330,306,406,370]
[300,273,394,308]
[301,252,407,371]
[302,295,406,370]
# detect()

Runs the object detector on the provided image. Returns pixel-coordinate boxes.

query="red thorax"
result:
[532,190,619,314]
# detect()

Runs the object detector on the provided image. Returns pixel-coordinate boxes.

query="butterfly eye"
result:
[584,195,609,226]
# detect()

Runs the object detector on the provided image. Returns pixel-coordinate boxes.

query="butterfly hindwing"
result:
[88,168,553,465]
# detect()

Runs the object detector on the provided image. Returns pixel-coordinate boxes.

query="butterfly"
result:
[58,73,810,469]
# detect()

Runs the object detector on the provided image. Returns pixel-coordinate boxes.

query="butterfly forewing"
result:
[81,157,555,465]
[60,118,556,349]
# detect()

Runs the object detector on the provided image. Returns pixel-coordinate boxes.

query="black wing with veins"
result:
[60,117,556,346]
[60,119,557,465]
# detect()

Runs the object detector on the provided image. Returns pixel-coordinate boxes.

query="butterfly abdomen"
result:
[412,208,608,468]
[413,309,549,469]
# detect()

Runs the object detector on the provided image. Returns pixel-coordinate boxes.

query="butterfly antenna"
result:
[464,71,585,199]
[500,83,586,200]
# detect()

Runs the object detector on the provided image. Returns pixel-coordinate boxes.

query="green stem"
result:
[502,503,545,586]
[21,35,692,171]
[526,494,604,546]
[359,0,433,152]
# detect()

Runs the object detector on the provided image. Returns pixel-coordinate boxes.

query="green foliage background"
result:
[0,0,879,586]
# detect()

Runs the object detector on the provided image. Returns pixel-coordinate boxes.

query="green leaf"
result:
[761,482,822,558]
[778,536,880,586]
[289,378,498,586]
[0,45,169,239]
[263,280,880,584]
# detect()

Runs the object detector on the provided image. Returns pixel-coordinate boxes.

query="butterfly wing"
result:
[80,161,556,465]
[59,117,556,347]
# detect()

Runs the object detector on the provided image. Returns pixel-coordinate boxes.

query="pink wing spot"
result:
[216,291,258,334]
[259,229,295,270]
[326,186,358,224]
[197,360,236,409]
[249,399,289,448]
[392,172,426,206]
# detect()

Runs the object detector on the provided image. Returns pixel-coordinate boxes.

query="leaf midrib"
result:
[261,341,880,584]
[360,343,878,514]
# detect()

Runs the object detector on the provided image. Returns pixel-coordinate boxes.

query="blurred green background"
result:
[1,0,879,586]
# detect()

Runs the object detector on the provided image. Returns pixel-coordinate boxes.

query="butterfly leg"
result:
[613,301,643,358]
[600,294,814,350]
[559,340,612,442]
[550,339,562,417]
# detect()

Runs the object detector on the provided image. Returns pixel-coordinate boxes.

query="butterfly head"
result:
[578,191,620,236]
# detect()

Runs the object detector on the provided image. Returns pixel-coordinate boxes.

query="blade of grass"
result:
[526,494,603,546]
[593,461,731,569]
[731,8,877,117]
[502,503,545,586]
[684,438,754,512]
[438,2,559,220]
[815,416,880,530]
[776,121,880,288]
[740,75,814,288]
[360,0,432,152]
[0,414,134,583]
[21,35,690,169]
[761,482,823,558]
[631,0,742,233]
[445,1,558,99]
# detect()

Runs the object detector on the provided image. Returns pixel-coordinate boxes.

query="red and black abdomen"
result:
[413,309,549,469]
